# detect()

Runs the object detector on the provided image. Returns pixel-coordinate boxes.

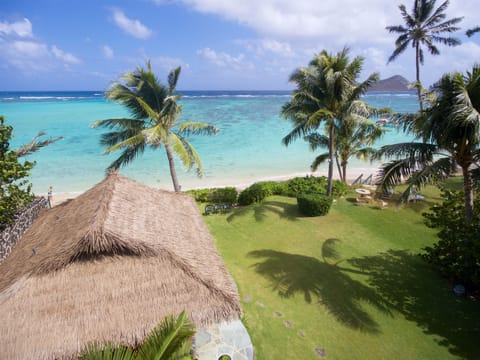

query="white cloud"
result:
[111,9,152,39]
[0,18,33,38]
[238,38,294,57]
[102,45,114,59]
[197,47,253,71]
[151,55,187,71]
[51,45,81,64]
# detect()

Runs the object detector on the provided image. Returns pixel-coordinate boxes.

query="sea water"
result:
[0,91,418,194]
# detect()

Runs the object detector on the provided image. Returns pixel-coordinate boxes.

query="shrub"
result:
[332,180,348,197]
[297,193,333,217]
[0,116,35,229]
[238,182,272,205]
[422,189,480,290]
[209,187,238,204]
[186,188,211,202]
[285,176,328,197]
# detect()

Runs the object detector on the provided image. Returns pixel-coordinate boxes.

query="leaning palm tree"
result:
[281,47,378,195]
[306,110,385,183]
[80,311,195,359]
[386,0,463,111]
[93,62,218,192]
[375,65,480,223]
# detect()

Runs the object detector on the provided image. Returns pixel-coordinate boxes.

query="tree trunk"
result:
[335,155,343,182]
[462,165,474,224]
[165,143,181,192]
[415,44,424,113]
[342,161,347,184]
[327,121,334,196]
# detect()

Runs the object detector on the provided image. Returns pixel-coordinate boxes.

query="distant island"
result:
[369,75,411,92]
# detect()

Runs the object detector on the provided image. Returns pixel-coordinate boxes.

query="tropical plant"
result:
[386,0,463,111]
[281,47,378,195]
[375,65,480,223]
[80,311,195,360]
[0,116,35,229]
[305,107,386,183]
[93,62,218,192]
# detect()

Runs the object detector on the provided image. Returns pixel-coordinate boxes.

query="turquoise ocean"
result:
[0,91,418,194]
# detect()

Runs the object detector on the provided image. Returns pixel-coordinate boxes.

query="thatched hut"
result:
[0,173,250,359]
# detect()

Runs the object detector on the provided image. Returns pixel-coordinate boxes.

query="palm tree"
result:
[93,62,218,192]
[375,65,480,223]
[386,0,463,111]
[306,110,385,183]
[80,311,195,359]
[281,47,378,195]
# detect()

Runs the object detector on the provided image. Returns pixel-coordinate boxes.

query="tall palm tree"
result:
[93,62,218,192]
[281,48,378,195]
[306,110,386,183]
[386,0,463,111]
[375,65,480,223]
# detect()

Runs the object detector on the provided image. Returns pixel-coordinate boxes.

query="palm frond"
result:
[80,343,135,360]
[311,153,330,172]
[137,311,195,360]
[15,132,63,157]
[374,142,437,163]
[304,133,329,151]
[177,122,219,136]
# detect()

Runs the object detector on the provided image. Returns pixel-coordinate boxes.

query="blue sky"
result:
[1,0,479,90]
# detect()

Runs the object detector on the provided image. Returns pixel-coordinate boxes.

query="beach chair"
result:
[362,174,373,185]
[351,174,363,185]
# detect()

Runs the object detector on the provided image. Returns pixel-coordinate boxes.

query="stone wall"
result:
[0,197,48,263]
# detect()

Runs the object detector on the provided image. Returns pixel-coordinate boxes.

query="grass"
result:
[203,183,480,360]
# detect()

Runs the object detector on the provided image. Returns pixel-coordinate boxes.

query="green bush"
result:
[238,182,272,205]
[297,193,333,217]
[422,189,480,290]
[332,180,349,197]
[285,176,328,197]
[186,187,238,204]
[209,187,238,204]
[0,116,35,229]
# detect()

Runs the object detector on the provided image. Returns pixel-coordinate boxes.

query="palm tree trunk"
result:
[165,143,181,192]
[462,165,474,224]
[415,44,424,113]
[335,155,343,182]
[342,161,347,184]
[327,121,334,196]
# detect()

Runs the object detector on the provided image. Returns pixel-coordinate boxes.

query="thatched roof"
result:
[0,173,241,360]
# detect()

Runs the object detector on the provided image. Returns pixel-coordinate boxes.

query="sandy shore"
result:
[38,166,380,207]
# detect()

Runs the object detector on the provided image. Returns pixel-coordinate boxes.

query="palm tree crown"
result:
[386,0,463,110]
[375,65,480,223]
[93,62,218,192]
[281,47,378,195]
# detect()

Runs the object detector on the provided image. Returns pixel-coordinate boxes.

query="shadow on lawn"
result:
[248,241,392,333]
[227,200,299,223]
[348,250,480,359]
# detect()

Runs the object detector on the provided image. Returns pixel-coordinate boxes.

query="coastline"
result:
[41,166,379,207]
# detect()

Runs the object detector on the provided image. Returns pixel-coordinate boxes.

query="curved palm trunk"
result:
[415,44,424,113]
[327,121,335,196]
[335,155,343,182]
[461,165,474,224]
[341,161,347,184]
[165,143,181,192]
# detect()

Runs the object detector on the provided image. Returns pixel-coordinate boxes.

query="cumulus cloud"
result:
[197,47,253,71]
[51,45,81,64]
[102,45,114,59]
[111,9,152,39]
[0,18,81,73]
[238,38,294,57]
[0,18,33,38]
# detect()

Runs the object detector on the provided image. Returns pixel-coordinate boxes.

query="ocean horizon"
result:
[1,90,418,195]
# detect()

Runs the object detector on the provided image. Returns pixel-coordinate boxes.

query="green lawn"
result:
[203,186,480,360]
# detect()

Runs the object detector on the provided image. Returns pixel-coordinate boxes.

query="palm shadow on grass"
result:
[227,200,299,223]
[248,239,392,333]
[348,250,480,359]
